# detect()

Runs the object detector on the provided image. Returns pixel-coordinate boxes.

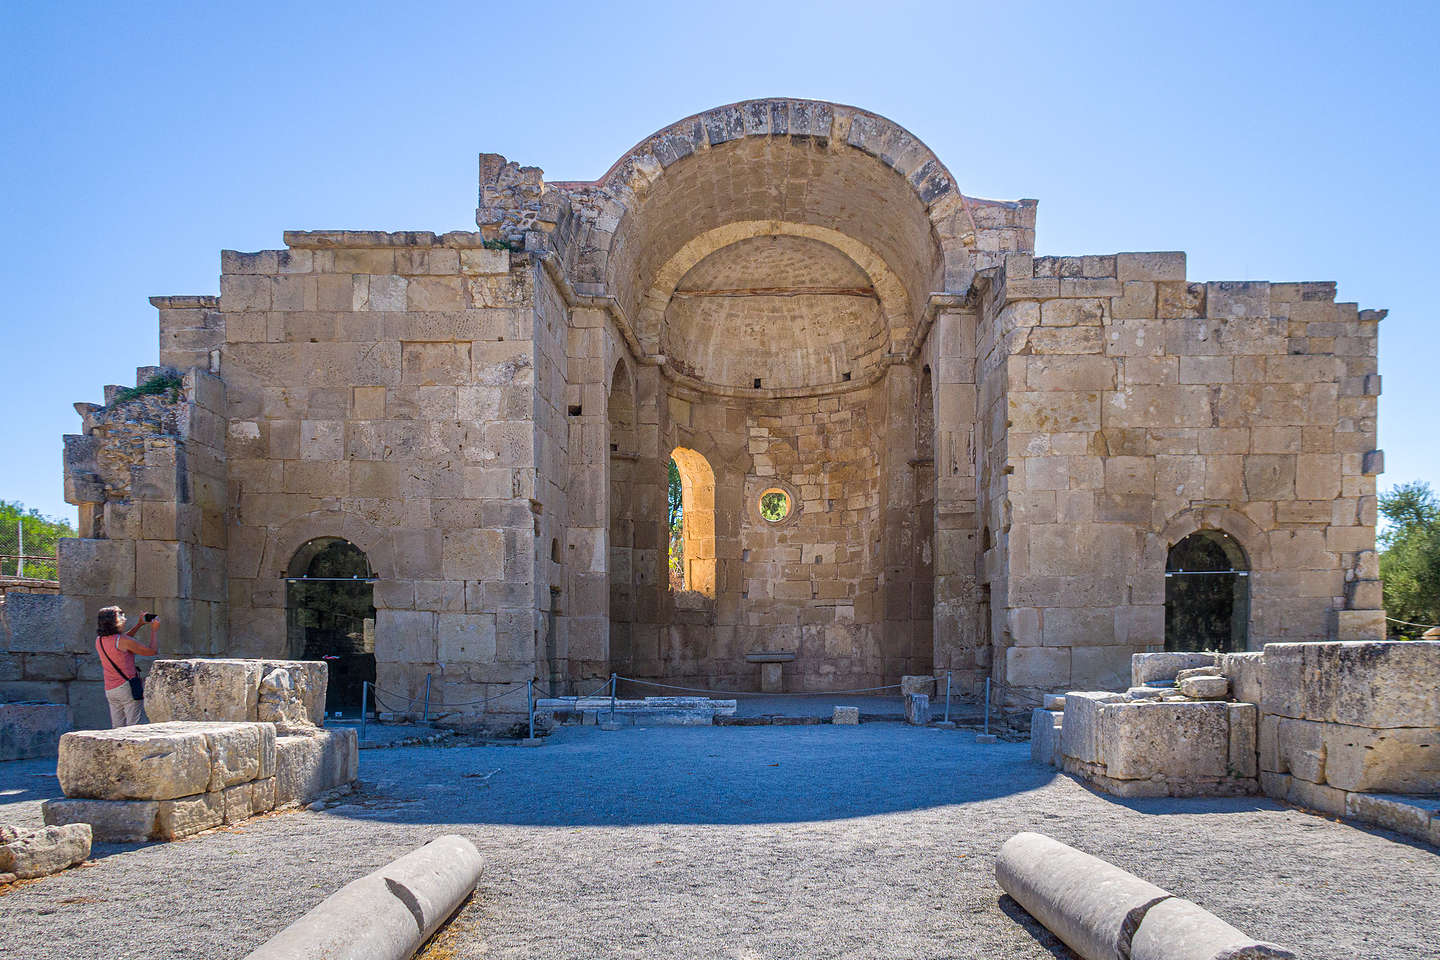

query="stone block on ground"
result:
[1344,793,1440,846]
[1059,691,1125,766]
[42,798,160,842]
[0,701,71,761]
[146,659,264,723]
[274,728,356,807]
[905,693,930,725]
[154,792,224,840]
[1030,709,1062,767]
[900,675,936,697]
[1177,675,1229,699]
[832,706,859,725]
[1174,665,1222,683]
[0,824,92,879]
[57,723,214,800]
[1101,701,1230,782]
[1042,694,1066,711]
[257,660,328,729]
[1218,652,1264,704]
[1132,652,1217,687]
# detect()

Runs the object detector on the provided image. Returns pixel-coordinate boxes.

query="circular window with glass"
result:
[759,488,791,523]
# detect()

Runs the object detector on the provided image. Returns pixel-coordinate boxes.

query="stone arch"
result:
[1164,531,1251,653]
[284,536,375,715]
[669,446,717,597]
[1147,506,1268,654]
[265,512,395,582]
[581,99,977,353]
[609,359,639,671]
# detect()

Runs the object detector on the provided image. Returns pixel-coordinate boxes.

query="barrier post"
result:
[610,672,618,722]
[983,677,991,736]
[422,673,432,722]
[944,671,952,724]
[360,681,369,742]
[527,679,534,740]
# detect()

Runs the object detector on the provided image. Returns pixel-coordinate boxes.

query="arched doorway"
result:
[1165,531,1249,653]
[286,538,376,716]
[668,447,716,596]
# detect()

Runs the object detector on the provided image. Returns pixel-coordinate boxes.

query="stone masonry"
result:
[0,98,1385,721]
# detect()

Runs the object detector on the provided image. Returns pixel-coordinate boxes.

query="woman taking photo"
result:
[95,606,159,727]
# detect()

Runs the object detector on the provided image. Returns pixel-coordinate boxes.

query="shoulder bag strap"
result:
[97,635,135,680]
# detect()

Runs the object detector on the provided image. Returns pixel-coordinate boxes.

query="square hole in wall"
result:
[753,378,762,389]
[842,371,851,381]
[568,404,582,416]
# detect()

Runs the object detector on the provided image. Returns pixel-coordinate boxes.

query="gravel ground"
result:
[1,722,1437,959]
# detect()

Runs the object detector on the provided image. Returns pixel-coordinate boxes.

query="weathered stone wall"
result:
[986,253,1383,704]
[218,232,538,714]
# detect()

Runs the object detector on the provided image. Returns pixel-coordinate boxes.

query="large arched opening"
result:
[608,360,637,674]
[285,538,376,716]
[1165,531,1250,653]
[668,447,717,597]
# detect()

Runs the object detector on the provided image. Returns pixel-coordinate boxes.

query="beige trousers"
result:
[105,683,146,727]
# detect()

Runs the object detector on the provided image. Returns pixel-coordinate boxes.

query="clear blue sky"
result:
[3,1,1435,524]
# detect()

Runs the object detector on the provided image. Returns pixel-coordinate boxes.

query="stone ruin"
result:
[1033,639,1440,846]
[0,97,1389,727]
[40,659,356,842]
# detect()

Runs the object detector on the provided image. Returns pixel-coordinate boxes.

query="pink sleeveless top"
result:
[96,634,136,691]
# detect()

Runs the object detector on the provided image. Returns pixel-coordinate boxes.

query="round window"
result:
[759,488,791,523]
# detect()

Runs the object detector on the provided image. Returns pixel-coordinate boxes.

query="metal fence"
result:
[0,518,60,580]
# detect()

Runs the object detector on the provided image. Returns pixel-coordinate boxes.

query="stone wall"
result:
[219,232,539,716]
[985,253,1383,704]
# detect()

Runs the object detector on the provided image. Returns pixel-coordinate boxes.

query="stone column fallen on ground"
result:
[1130,896,1293,960]
[242,834,483,960]
[995,832,1171,960]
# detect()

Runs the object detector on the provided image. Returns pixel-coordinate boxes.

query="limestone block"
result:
[274,734,325,806]
[1101,701,1229,781]
[1217,652,1263,705]
[1173,666,1221,683]
[58,537,135,596]
[1116,251,1186,281]
[1007,646,1070,688]
[1030,708,1063,767]
[1177,676,1229,699]
[154,792,224,840]
[42,798,159,843]
[905,693,931,725]
[205,721,276,791]
[1333,609,1386,642]
[1271,718,1327,783]
[256,660,328,730]
[900,675,936,697]
[832,706,859,725]
[1132,652,1216,686]
[1284,775,1347,817]
[1227,703,1258,779]
[1345,793,1439,843]
[2,593,83,653]
[1126,687,1167,700]
[1060,691,1126,765]
[146,659,263,723]
[0,824,92,879]
[57,723,213,800]
[1262,641,1440,728]
[1072,646,1134,691]
[1320,723,1440,793]
[222,782,256,823]
[252,776,277,814]
[0,701,71,761]
[1042,694,1066,711]
[1130,896,1293,960]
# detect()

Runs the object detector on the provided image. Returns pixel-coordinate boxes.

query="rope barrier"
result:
[1386,616,1440,630]
[368,680,531,709]
[615,676,905,697]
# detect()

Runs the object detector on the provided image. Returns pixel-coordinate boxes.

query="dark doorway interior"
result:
[1164,531,1249,653]
[285,538,376,716]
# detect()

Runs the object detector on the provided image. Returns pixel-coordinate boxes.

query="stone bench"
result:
[745,651,795,693]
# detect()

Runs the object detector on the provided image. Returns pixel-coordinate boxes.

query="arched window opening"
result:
[285,538,376,717]
[669,447,717,596]
[1165,531,1249,653]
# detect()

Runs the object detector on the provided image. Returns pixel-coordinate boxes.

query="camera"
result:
[143,613,157,622]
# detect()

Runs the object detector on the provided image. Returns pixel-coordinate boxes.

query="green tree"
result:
[0,500,77,580]
[667,459,684,589]
[1378,481,1440,638]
